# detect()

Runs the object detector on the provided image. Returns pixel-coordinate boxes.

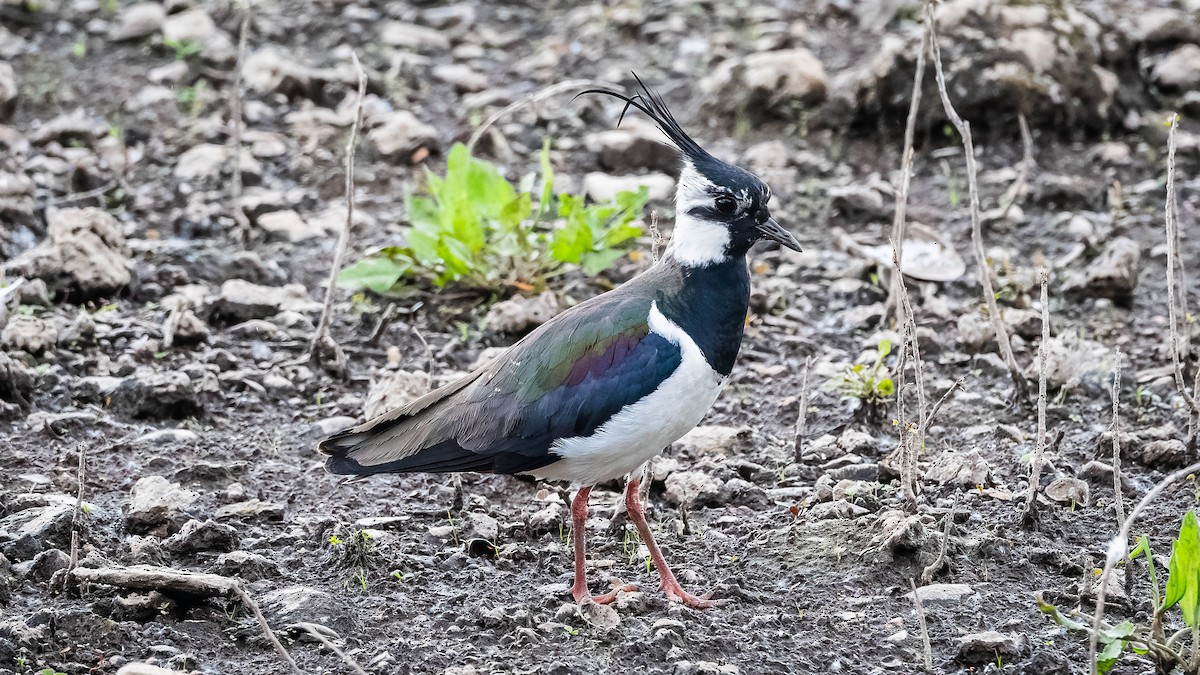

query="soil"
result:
[2,1,1200,674]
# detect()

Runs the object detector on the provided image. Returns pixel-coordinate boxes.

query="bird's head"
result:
[580,75,801,267]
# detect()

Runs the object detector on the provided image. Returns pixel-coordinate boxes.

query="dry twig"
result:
[300,623,369,675]
[234,585,304,675]
[308,51,367,374]
[1022,269,1050,525]
[921,499,956,584]
[794,356,814,463]
[910,578,934,671]
[884,21,929,326]
[67,442,86,576]
[929,4,1028,399]
[650,210,662,263]
[1111,351,1126,528]
[997,112,1034,220]
[1089,459,1200,675]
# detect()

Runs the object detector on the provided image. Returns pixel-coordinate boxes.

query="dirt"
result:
[2,1,1200,674]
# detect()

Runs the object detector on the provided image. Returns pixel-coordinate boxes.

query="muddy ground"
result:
[2,0,1200,673]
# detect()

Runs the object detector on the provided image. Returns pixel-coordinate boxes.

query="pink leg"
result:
[570,486,630,604]
[624,478,720,608]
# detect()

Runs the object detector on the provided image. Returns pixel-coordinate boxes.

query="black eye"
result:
[715,196,737,215]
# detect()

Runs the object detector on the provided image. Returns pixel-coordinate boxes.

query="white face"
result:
[665,163,733,267]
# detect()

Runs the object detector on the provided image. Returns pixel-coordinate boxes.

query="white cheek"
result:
[666,211,730,266]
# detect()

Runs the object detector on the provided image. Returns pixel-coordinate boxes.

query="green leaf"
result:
[1165,509,1200,626]
[501,193,533,230]
[1096,637,1123,675]
[337,256,409,294]
[878,339,892,359]
[581,248,625,275]
[539,139,555,214]
[876,378,895,397]
[406,228,440,266]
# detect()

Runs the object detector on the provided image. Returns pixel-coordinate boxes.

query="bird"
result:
[319,76,801,609]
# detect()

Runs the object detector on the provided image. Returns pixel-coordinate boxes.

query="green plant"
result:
[70,39,86,58]
[164,38,202,61]
[1038,509,1200,673]
[338,142,648,295]
[832,339,895,407]
[176,79,207,116]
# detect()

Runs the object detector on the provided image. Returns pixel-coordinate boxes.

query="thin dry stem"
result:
[235,585,304,675]
[926,376,965,430]
[466,79,615,153]
[1089,459,1200,675]
[910,578,934,671]
[892,239,927,511]
[997,112,1033,220]
[308,51,367,369]
[68,442,86,574]
[921,499,956,584]
[794,356,814,463]
[1111,351,1126,528]
[650,210,662,263]
[300,623,369,675]
[929,4,1028,399]
[885,23,929,326]
[1023,269,1050,525]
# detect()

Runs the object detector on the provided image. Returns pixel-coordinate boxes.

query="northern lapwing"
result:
[319,78,801,609]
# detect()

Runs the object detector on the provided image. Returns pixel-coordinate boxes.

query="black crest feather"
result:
[576,73,711,162]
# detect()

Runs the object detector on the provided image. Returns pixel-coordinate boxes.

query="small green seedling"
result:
[164,38,202,61]
[833,339,895,408]
[338,142,648,295]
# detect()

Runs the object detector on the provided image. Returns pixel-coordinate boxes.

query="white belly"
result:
[526,302,726,486]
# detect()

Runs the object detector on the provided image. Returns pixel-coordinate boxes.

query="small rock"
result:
[674,425,751,457]
[702,48,828,113]
[432,64,487,92]
[174,144,259,181]
[485,291,559,333]
[875,511,925,553]
[956,631,1025,664]
[1079,237,1139,298]
[1,315,57,355]
[837,429,875,454]
[213,279,321,321]
[379,21,450,51]
[1044,477,1089,505]
[117,663,190,675]
[163,519,238,554]
[127,476,198,534]
[258,210,328,243]
[214,499,285,520]
[109,3,165,41]
[262,586,354,636]
[213,550,280,580]
[664,471,722,507]
[108,371,199,419]
[651,618,687,647]
[907,583,975,604]
[162,9,235,62]
[1153,44,1200,92]
[585,120,674,174]
[583,172,674,202]
[3,207,132,298]
[28,548,69,581]
[310,416,357,439]
[369,111,438,159]
[134,429,201,446]
[364,369,428,420]
[926,450,991,487]
[807,499,869,520]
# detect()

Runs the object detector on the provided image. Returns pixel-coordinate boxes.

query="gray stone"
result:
[926,449,992,487]
[664,471,722,507]
[0,62,14,118]
[379,21,450,51]
[1045,477,1089,506]
[134,429,201,446]
[702,48,828,114]
[3,207,132,298]
[127,476,199,533]
[262,586,354,635]
[583,172,674,203]
[364,369,428,420]
[174,144,259,181]
[109,371,199,419]
[1,315,57,355]
[485,291,559,333]
[1153,44,1200,92]
[907,583,975,604]
[27,547,69,581]
[163,519,238,554]
[956,631,1025,663]
[584,120,675,174]
[432,64,487,92]
[213,279,321,321]
[213,550,280,580]
[109,3,165,41]
[674,425,751,458]
[162,9,235,62]
[369,111,437,159]
[0,504,73,557]
[258,210,327,243]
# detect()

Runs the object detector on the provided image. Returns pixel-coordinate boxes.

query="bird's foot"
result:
[662,581,722,609]
[572,581,637,605]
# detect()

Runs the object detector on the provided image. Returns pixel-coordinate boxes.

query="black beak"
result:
[757,217,802,252]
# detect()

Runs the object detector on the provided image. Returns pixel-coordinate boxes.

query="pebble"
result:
[213,279,322,321]
[925,449,992,487]
[261,585,354,636]
[664,470,722,507]
[907,583,975,604]
[213,550,280,580]
[163,519,238,554]
[109,371,199,419]
[3,207,132,298]
[1,315,57,355]
[485,291,559,333]
[956,631,1025,663]
[127,476,199,534]
[702,48,828,112]
[583,172,674,203]
[369,111,438,159]
[108,3,164,41]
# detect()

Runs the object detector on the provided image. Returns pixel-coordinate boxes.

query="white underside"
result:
[526,302,724,486]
